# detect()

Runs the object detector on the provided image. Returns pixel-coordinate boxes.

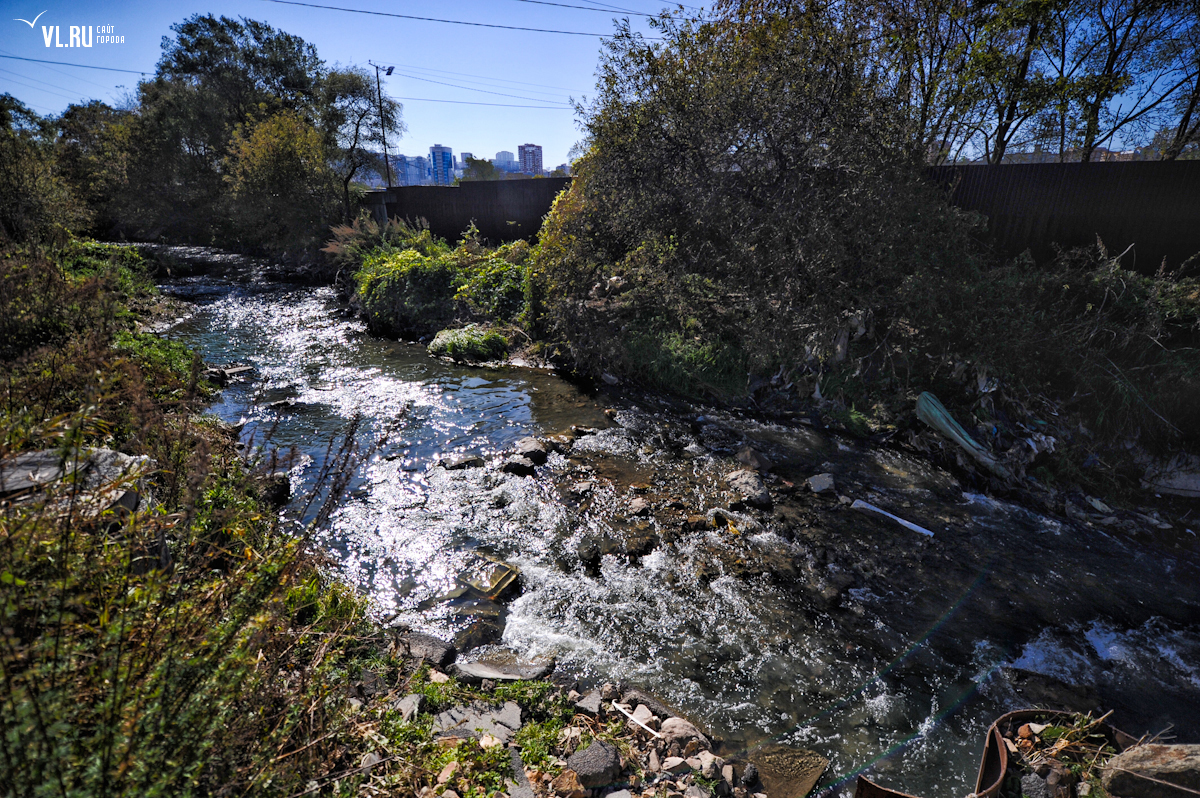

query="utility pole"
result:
[370,61,395,188]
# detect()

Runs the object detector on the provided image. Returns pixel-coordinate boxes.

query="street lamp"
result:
[369,61,395,188]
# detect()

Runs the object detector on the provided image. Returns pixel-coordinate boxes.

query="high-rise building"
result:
[518,144,543,176]
[429,144,455,185]
[459,152,475,166]
[392,154,430,186]
[495,150,515,165]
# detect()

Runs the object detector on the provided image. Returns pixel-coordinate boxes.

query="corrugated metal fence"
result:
[926,162,1200,272]
[365,177,573,244]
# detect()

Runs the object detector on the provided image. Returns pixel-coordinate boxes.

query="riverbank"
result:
[141,244,1200,796]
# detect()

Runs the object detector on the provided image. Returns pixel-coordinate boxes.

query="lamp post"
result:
[369,61,395,188]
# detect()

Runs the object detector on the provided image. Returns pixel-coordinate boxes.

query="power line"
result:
[0,53,148,75]
[0,72,90,102]
[389,70,572,104]
[376,59,588,94]
[260,0,622,36]
[510,0,650,15]
[391,95,572,109]
[0,48,118,90]
[0,66,94,98]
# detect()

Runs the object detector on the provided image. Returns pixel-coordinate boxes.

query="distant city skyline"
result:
[0,0,690,169]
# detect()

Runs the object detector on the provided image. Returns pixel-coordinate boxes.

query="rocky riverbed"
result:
[157,256,1200,797]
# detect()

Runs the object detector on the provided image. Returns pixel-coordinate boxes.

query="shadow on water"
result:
[163,267,1200,798]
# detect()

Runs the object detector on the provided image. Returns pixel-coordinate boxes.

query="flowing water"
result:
[163,264,1200,798]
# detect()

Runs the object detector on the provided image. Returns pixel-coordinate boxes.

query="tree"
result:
[225,110,338,251]
[0,95,89,243]
[461,156,501,181]
[320,66,403,220]
[533,7,983,389]
[123,14,329,243]
[1159,0,1200,159]
[56,101,132,235]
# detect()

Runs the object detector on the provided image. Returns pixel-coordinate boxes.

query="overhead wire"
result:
[0,53,148,75]
[390,96,571,108]
[374,60,588,94]
[0,66,96,98]
[0,72,90,102]
[259,0,638,36]
[0,48,119,90]
[509,0,651,15]
[387,69,573,104]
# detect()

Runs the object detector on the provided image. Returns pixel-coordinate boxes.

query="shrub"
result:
[427,324,509,362]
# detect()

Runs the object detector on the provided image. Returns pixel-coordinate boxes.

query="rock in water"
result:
[439,453,485,470]
[749,744,827,798]
[394,632,456,668]
[565,740,622,787]
[514,437,549,465]
[1103,744,1200,798]
[502,456,537,477]
[661,717,710,751]
[805,473,835,494]
[726,469,771,508]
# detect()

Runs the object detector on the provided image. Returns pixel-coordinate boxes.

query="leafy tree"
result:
[122,14,330,245]
[533,7,983,390]
[0,95,89,244]
[320,66,403,220]
[462,156,501,181]
[56,101,132,235]
[225,110,338,251]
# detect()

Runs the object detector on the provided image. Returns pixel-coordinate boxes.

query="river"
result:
[162,264,1200,798]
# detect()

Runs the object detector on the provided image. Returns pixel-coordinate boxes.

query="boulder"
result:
[661,717,710,751]
[392,693,428,722]
[551,769,587,798]
[629,497,651,516]
[1142,453,1200,498]
[575,689,603,716]
[620,689,676,721]
[726,470,771,508]
[452,659,554,683]
[1103,744,1200,797]
[433,701,522,744]
[748,744,827,798]
[440,453,485,470]
[806,473,835,494]
[514,437,549,465]
[502,456,537,477]
[394,632,456,668]
[565,740,622,788]
[662,756,692,775]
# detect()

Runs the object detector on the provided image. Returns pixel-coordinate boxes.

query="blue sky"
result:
[1,0,703,166]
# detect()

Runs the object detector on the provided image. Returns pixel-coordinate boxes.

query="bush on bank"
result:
[331,216,532,338]
[1,240,401,796]
[522,8,1200,493]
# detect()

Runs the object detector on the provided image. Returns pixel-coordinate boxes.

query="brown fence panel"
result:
[926,162,1200,273]
[366,177,573,244]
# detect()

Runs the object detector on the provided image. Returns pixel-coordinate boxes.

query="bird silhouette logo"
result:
[13,11,47,27]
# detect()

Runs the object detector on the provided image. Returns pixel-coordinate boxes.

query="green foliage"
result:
[428,325,509,362]
[351,226,532,339]
[356,247,459,336]
[0,95,91,244]
[0,243,392,798]
[225,110,339,251]
[57,239,154,298]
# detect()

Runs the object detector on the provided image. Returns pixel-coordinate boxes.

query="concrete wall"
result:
[926,162,1200,272]
[365,177,573,244]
